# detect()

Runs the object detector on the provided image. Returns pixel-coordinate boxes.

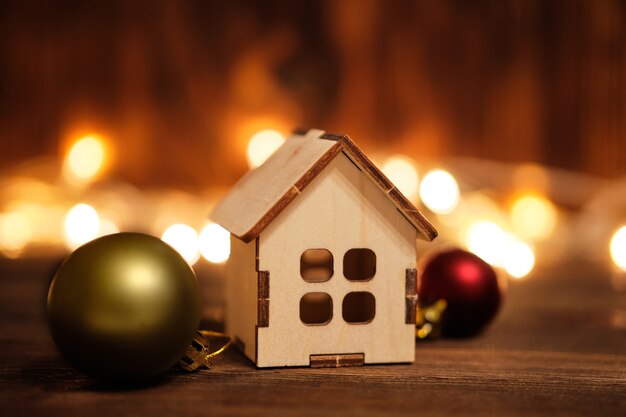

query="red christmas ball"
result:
[418,248,502,337]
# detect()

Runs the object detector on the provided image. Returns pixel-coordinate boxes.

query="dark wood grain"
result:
[257,270,270,328]
[0,257,624,416]
[405,268,417,324]
[310,353,365,368]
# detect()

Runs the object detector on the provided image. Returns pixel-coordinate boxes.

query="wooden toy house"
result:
[211,129,437,367]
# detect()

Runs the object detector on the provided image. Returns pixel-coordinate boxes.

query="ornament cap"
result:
[179,330,232,371]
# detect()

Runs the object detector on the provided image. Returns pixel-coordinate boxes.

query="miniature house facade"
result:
[211,129,437,367]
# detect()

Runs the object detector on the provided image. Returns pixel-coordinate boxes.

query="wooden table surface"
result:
[1,256,624,416]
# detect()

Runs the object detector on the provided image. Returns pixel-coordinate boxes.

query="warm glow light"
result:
[512,163,549,194]
[610,226,626,272]
[161,224,200,264]
[419,169,460,214]
[99,218,120,237]
[510,194,557,241]
[382,155,419,200]
[465,221,510,267]
[4,202,61,245]
[503,240,535,279]
[246,129,285,168]
[64,203,100,249]
[64,135,106,182]
[0,212,34,258]
[198,223,231,263]
[466,220,535,278]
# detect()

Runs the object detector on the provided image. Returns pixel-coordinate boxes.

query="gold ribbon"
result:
[415,299,447,339]
[179,330,233,371]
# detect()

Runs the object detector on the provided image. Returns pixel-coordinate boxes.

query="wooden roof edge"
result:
[325,133,438,242]
[231,129,437,243]
[233,139,343,243]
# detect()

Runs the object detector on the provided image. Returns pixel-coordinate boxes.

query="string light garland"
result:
[1,126,624,381]
[2,130,625,281]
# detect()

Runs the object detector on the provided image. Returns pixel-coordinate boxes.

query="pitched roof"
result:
[210,129,438,243]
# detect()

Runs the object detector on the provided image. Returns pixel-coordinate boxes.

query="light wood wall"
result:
[256,153,417,367]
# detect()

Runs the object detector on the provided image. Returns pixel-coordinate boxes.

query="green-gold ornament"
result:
[47,232,201,382]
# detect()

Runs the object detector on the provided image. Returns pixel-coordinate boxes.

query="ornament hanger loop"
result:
[179,330,233,371]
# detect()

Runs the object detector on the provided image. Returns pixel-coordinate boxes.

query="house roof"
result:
[210,129,438,243]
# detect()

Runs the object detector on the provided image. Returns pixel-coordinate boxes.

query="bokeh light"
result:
[465,221,510,267]
[510,194,557,241]
[4,202,60,245]
[610,226,626,272]
[512,163,550,194]
[0,211,34,258]
[246,129,285,169]
[64,135,107,183]
[503,240,535,279]
[64,203,100,249]
[419,169,460,214]
[198,223,231,263]
[382,155,419,200]
[99,218,120,237]
[161,224,200,264]
[466,219,535,279]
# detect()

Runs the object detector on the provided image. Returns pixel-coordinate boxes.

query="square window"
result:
[300,292,333,325]
[342,292,376,324]
[301,249,333,283]
[343,248,376,281]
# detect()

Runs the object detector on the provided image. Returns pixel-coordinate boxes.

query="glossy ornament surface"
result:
[47,232,201,381]
[419,248,502,337]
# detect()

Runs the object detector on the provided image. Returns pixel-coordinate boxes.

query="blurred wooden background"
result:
[1,0,625,188]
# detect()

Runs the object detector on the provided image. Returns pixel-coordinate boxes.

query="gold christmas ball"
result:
[47,232,201,381]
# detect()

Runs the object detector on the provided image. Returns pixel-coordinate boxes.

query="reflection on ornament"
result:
[418,248,502,337]
[47,233,201,381]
